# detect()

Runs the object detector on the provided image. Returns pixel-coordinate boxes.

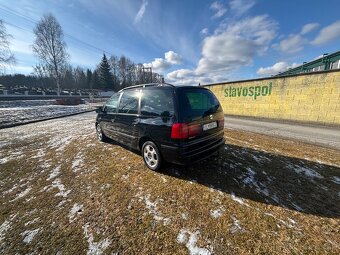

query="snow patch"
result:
[0,214,17,243]
[210,208,224,219]
[181,213,188,220]
[241,168,270,198]
[140,194,171,226]
[230,192,249,207]
[21,228,40,243]
[72,152,84,172]
[331,176,340,185]
[24,218,40,226]
[177,229,212,255]
[10,186,32,202]
[230,216,244,234]
[69,203,84,223]
[290,165,323,179]
[47,165,61,180]
[51,179,71,198]
[83,223,111,255]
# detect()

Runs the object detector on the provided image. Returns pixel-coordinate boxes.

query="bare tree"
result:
[0,20,16,73]
[32,14,68,94]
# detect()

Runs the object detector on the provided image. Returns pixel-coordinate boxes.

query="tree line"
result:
[0,14,162,92]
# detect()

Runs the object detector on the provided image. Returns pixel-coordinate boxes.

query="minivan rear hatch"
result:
[176,87,224,141]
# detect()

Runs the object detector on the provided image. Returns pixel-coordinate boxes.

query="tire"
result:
[96,123,108,142]
[142,141,162,171]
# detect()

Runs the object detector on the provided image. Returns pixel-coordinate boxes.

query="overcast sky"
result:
[1,0,340,85]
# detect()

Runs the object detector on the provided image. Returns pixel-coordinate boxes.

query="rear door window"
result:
[179,88,221,121]
[118,90,140,114]
[140,88,174,116]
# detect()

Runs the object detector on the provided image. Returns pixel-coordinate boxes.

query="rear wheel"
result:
[96,123,108,142]
[142,141,162,171]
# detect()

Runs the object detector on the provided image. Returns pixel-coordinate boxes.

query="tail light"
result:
[218,119,224,127]
[171,123,202,139]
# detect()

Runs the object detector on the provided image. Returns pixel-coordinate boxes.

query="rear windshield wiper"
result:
[202,105,219,117]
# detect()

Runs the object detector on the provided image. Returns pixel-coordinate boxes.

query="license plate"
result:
[203,121,217,131]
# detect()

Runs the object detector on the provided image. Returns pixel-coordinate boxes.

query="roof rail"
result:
[118,82,175,92]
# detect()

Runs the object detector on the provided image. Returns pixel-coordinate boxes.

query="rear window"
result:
[179,88,221,121]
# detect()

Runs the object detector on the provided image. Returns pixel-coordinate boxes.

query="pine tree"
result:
[98,54,113,90]
[91,70,99,89]
[86,69,92,89]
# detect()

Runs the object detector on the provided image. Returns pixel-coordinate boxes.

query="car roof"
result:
[118,83,208,93]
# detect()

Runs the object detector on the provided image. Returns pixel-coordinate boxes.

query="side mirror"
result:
[96,106,104,113]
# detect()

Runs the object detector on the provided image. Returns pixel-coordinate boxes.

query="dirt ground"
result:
[0,112,339,255]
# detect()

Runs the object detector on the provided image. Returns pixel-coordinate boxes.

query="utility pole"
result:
[142,67,152,83]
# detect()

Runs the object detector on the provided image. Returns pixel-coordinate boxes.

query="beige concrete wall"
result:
[205,70,340,125]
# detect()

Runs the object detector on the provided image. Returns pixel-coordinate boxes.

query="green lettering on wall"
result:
[224,88,229,97]
[242,88,248,96]
[231,88,236,97]
[237,87,242,96]
[223,82,273,99]
[249,87,254,96]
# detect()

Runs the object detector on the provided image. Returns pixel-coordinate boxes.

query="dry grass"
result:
[0,113,339,254]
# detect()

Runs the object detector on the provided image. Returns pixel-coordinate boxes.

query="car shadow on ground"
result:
[104,139,340,218]
[162,143,340,219]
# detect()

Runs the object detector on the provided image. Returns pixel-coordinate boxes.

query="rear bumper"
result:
[160,131,225,165]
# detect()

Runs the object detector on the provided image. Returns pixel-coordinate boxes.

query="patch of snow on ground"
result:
[4,184,18,194]
[51,179,71,198]
[210,208,224,219]
[177,229,212,255]
[21,229,40,244]
[10,186,32,202]
[0,214,17,243]
[331,176,340,185]
[72,152,84,172]
[230,192,249,207]
[291,202,304,212]
[69,203,84,223]
[31,148,45,159]
[241,168,270,198]
[0,152,25,164]
[291,165,323,179]
[230,216,244,234]
[24,218,40,226]
[181,213,188,220]
[83,223,112,255]
[47,165,61,181]
[141,194,171,226]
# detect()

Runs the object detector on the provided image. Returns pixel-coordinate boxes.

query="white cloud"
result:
[134,0,148,24]
[166,14,278,85]
[210,2,227,18]
[144,51,182,73]
[165,51,182,64]
[311,20,340,45]
[200,28,209,36]
[196,15,277,74]
[300,23,319,35]
[229,0,255,16]
[278,34,306,53]
[257,62,299,76]
[166,69,224,86]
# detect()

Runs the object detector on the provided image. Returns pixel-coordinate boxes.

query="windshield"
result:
[178,88,221,122]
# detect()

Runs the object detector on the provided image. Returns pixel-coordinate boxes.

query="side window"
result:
[118,90,140,114]
[105,93,120,113]
[140,88,174,116]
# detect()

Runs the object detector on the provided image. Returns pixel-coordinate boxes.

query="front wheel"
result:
[142,141,162,171]
[96,123,108,142]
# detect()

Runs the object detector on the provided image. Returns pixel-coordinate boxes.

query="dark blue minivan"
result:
[96,83,225,170]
